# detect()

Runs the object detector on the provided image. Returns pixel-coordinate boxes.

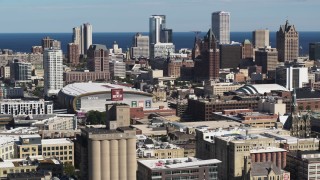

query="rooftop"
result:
[250,147,286,153]
[0,135,18,146]
[138,157,221,170]
[41,138,73,145]
[60,82,151,97]
[236,84,288,95]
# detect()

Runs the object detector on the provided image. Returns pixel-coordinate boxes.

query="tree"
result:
[86,111,106,125]
[63,162,75,176]
[306,105,311,111]
[298,106,304,111]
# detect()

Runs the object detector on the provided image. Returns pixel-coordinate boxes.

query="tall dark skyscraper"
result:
[194,29,220,80]
[219,43,242,69]
[276,20,299,62]
[309,42,320,60]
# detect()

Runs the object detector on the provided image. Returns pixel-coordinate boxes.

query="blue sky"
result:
[0,0,318,33]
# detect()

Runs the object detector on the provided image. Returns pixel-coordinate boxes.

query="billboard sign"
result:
[111,89,123,101]
[131,101,137,107]
[145,100,151,108]
[138,101,144,108]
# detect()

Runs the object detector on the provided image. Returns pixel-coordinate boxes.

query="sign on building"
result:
[111,88,123,101]
[132,101,137,107]
[145,100,151,108]
[138,101,144,108]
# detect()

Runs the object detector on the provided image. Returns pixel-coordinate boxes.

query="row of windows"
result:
[43,146,72,151]
[3,168,36,175]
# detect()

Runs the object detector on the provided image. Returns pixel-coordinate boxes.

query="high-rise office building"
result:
[149,15,166,45]
[43,48,63,97]
[72,23,93,55]
[41,37,61,50]
[211,11,230,44]
[149,15,174,59]
[9,59,31,82]
[242,39,253,59]
[309,42,320,60]
[276,20,299,62]
[83,23,93,55]
[255,47,278,73]
[73,27,82,54]
[131,33,149,59]
[194,29,220,80]
[219,43,242,69]
[87,44,109,72]
[42,36,53,50]
[275,66,308,91]
[160,28,173,43]
[67,43,80,65]
[253,29,270,49]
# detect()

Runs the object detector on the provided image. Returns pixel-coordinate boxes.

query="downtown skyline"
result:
[0,0,319,33]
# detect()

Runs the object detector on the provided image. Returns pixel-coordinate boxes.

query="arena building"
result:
[236,84,288,95]
[58,82,153,113]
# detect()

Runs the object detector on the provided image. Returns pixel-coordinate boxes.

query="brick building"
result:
[193,29,220,81]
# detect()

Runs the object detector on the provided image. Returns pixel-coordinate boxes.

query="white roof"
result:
[20,134,41,139]
[41,138,73,145]
[139,157,221,170]
[250,147,286,153]
[60,82,149,97]
[0,136,18,146]
[236,84,288,94]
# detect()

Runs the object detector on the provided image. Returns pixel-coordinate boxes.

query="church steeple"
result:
[291,88,298,114]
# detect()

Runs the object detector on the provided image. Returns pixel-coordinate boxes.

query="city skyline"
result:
[0,0,319,33]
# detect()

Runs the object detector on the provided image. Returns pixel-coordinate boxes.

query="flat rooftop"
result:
[139,157,221,170]
[131,124,167,136]
[250,147,286,153]
[20,134,41,139]
[60,82,151,97]
[41,138,73,145]
[179,120,241,129]
[0,135,18,146]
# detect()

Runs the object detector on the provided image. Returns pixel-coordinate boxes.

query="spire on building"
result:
[291,88,298,113]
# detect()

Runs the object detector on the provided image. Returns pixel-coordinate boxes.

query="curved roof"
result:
[236,84,288,95]
[60,82,151,97]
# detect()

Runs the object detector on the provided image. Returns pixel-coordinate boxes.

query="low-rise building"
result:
[286,150,320,180]
[136,138,184,159]
[0,157,62,179]
[250,162,290,180]
[31,114,77,130]
[204,82,243,96]
[15,135,74,165]
[137,157,221,180]
[0,99,53,116]
[195,127,291,180]
[0,136,17,160]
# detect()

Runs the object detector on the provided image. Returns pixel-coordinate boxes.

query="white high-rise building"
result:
[83,23,92,55]
[72,27,82,54]
[211,11,230,44]
[149,15,175,59]
[149,15,166,45]
[72,23,92,55]
[275,66,308,91]
[43,48,63,97]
